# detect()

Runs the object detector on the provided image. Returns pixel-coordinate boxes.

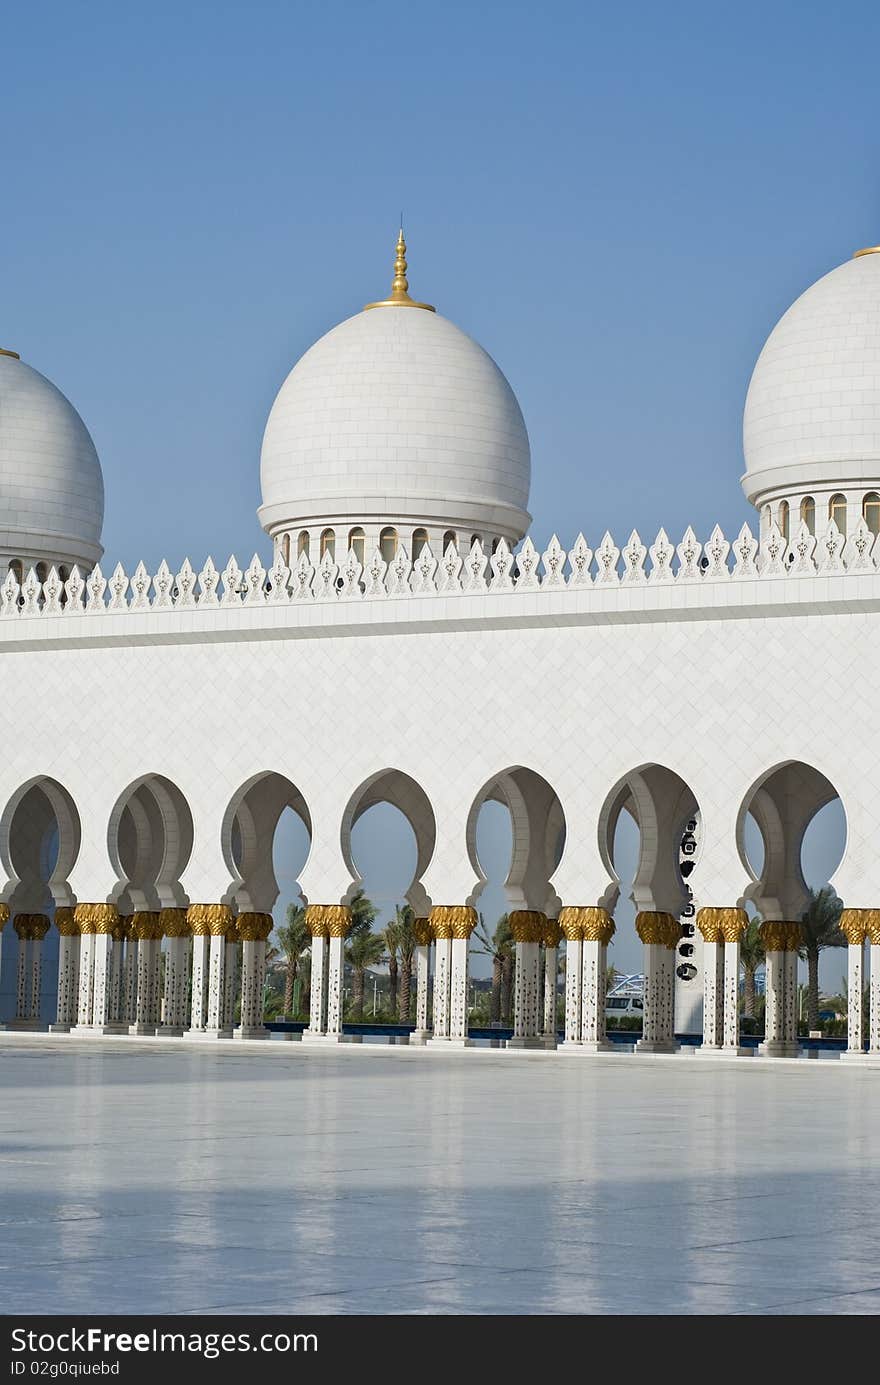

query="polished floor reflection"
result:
[1,1038,878,1315]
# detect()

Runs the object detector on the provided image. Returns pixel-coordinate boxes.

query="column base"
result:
[634,1038,678,1055]
[580,1038,615,1053]
[234,1026,268,1040]
[5,1018,45,1031]
[507,1035,545,1049]
[541,1034,559,1049]
[156,1025,185,1037]
[69,1023,127,1036]
[48,1022,73,1034]
[758,1040,799,1057]
[408,1030,432,1046]
[301,1031,346,1045]
[128,1023,158,1036]
[426,1036,472,1049]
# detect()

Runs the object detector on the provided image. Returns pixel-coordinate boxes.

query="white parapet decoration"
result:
[0,519,876,622]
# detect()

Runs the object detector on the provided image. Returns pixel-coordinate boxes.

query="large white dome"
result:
[743,248,880,510]
[259,238,531,550]
[0,349,104,573]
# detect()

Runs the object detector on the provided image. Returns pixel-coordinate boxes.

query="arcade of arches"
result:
[0,761,875,1061]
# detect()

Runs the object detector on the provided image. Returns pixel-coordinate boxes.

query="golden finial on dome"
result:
[854,245,880,258]
[0,347,20,359]
[365,226,435,312]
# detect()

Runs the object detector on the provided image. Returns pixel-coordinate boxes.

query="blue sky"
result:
[2,1,867,982]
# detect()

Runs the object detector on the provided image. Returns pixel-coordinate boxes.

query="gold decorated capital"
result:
[159,908,190,938]
[225,922,240,944]
[543,920,563,949]
[54,907,78,937]
[636,911,679,948]
[236,912,274,942]
[129,911,163,941]
[412,917,432,946]
[508,910,547,944]
[111,917,130,942]
[558,906,614,944]
[186,904,233,937]
[73,903,95,933]
[697,907,747,945]
[429,906,477,940]
[759,920,789,952]
[0,903,9,930]
[840,909,869,946]
[89,904,120,936]
[304,904,329,938]
[14,913,50,941]
[326,905,353,938]
[865,910,880,946]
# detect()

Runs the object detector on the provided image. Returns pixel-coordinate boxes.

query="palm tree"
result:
[394,904,417,1024]
[383,917,401,1019]
[740,917,765,1019]
[348,887,378,939]
[799,886,845,1030]
[474,913,512,1023]
[346,930,386,1020]
[275,904,310,1016]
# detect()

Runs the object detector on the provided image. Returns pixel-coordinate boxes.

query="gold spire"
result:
[365,228,435,311]
[854,245,880,258]
[0,347,20,359]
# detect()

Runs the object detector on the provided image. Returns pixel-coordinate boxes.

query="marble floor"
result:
[0,1035,878,1315]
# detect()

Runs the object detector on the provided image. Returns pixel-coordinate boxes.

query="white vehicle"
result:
[605,976,645,1020]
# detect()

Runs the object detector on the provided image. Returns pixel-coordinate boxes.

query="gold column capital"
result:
[543,920,563,948]
[236,912,274,942]
[636,910,680,948]
[697,907,748,944]
[186,904,233,937]
[840,908,869,946]
[429,905,477,940]
[14,913,50,941]
[508,910,547,943]
[558,906,615,943]
[0,903,10,930]
[159,907,190,938]
[866,910,880,946]
[304,904,329,938]
[129,911,163,941]
[54,907,79,937]
[412,917,432,946]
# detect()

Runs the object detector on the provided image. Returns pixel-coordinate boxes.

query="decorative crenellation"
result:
[5,518,880,625]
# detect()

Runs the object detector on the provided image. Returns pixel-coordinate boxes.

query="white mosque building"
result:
[0,230,879,1061]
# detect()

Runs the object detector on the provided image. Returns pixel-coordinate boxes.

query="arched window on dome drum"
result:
[863,493,880,536]
[380,527,398,564]
[443,530,456,554]
[470,534,482,550]
[777,500,789,541]
[9,560,22,585]
[800,496,815,535]
[281,533,290,566]
[320,528,335,562]
[36,562,47,584]
[412,528,428,560]
[348,527,365,567]
[829,494,847,537]
[297,531,310,560]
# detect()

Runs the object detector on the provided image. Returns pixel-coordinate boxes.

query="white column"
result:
[29,933,46,1023]
[562,935,583,1046]
[91,933,116,1031]
[721,938,744,1054]
[76,931,96,1027]
[325,933,345,1037]
[428,934,452,1042]
[204,931,231,1038]
[510,936,541,1048]
[580,937,612,1051]
[223,935,239,1029]
[160,934,190,1035]
[13,929,30,1023]
[635,916,677,1054]
[235,937,268,1039]
[869,942,880,1056]
[123,936,138,1024]
[303,932,328,1038]
[846,939,864,1055]
[411,939,431,1043]
[185,929,210,1036]
[760,950,787,1055]
[51,924,80,1032]
[699,937,724,1049]
[448,934,471,1046]
[543,943,559,1045]
[108,931,124,1025]
[782,949,799,1053]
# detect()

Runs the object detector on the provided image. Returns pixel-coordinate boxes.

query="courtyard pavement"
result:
[0,1035,878,1315]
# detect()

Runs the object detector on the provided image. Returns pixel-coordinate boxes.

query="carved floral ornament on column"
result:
[304,905,351,938]
[73,903,120,935]
[759,921,804,952]
[158,908,190,938]
[635,911,681,948]
[54,907,78,937]
[186,904,233,936]
[429,906,477,939]
[840,909,880,945]
[12,913,50,941]
[696,907,748,944]
[508,910,547,943]
[412,917,432,946]
[236,912,274,942]
[558,906,615,943]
